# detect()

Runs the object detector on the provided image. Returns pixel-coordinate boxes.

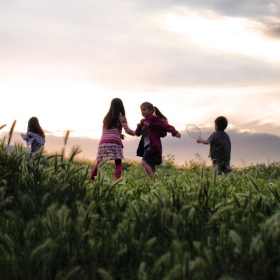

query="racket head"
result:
[186,124,201,139]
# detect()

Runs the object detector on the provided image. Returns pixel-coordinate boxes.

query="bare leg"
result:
[142,160,154,177]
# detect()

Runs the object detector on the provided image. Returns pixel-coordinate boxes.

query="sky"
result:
[1,0,280,167]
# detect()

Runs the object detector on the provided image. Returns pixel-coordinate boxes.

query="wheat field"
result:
[1,124,280,280]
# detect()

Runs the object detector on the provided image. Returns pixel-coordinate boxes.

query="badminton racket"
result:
[186,124,202,140]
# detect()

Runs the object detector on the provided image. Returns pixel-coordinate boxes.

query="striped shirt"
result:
[99,115,135,146]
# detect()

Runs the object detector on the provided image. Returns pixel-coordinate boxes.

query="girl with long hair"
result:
[89,98,135,180]
[21,117,45,159]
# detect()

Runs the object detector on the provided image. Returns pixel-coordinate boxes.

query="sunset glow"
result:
[1,0,280,165]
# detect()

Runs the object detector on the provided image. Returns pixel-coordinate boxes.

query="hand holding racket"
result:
[186,124,207,143]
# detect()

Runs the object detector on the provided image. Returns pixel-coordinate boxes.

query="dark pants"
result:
[142,145,162,165]
[212,159,232,175]
[29,142,44,159]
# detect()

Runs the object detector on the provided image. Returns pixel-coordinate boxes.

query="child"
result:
[21,117,45,159]
[135,102,181,178]
[89,98,135,180]
[196,116,232,175]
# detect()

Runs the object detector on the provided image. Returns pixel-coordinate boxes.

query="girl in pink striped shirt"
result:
[89,98,135,180]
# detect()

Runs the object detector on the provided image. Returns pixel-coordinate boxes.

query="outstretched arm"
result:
[21,132,30,140]
[196,138,208,144]
[155,118,181,137]
[119,114,135,136]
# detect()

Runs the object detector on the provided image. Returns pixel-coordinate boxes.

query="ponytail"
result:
[140,102,168,122]
[154,107,168,122]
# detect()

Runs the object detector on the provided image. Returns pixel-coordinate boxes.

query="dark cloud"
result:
[266,26,280,39]
[40,130,280,167]
[137,0,280,43]
[239,120,280,136]
[159,129,280,167]
[137,0,272,19]
[3,129,279,167]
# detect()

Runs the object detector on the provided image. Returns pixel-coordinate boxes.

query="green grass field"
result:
[1,129,280,280]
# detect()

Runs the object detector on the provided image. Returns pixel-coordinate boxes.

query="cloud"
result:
[2,129,279,168]
[137,0,276,22]
[48,129,280,168]
[1,0,279,91]
[136,0,279,36]
[0,0,280,145]
[157,129,280,167]
[268,26,280,39]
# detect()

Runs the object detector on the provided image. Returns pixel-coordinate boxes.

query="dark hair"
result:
[103,98,126,129]
[140,102,168,122]
[214,116,228,130]
[28,117,45,138]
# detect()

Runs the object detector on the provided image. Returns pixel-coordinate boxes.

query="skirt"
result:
[142,144,162,165]
[96,143,124,161]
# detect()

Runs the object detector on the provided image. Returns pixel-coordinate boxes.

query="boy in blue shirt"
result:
[197,116,232,175]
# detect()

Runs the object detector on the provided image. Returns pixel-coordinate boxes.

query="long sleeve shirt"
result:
[99,114,135,147]
[22,131,45,147]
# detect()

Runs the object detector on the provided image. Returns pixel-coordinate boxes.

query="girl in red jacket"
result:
[135,102,181,178]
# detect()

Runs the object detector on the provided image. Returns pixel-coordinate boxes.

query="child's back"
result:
[197,116,232,175]
[208,130,231,161]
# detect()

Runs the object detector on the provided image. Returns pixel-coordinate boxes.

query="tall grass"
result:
[1,124,280,279]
